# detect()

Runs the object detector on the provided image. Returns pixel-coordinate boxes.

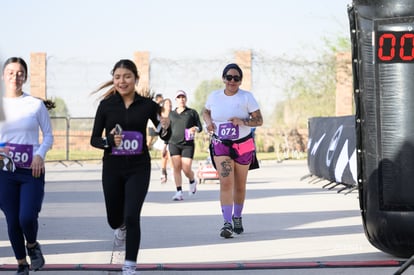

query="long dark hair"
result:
[92,59,140,99]
[42,99,56,110]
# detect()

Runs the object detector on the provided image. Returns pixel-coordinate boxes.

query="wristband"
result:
[102,137,109,148]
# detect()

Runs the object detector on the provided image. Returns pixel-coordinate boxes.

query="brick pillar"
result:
[30,52,47,99]
[335,52,353,116]
[133,51,150,95]
[235,50,252,91]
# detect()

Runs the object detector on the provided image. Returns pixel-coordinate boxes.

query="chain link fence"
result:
[46,117,307,163]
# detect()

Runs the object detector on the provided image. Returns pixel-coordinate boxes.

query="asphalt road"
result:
[1,159,413,274]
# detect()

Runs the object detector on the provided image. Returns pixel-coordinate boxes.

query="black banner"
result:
[307,116,356,187]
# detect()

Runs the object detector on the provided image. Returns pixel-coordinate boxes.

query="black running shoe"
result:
[27,242,45,271]
[232,216,244,234]
[16,264,29,275]
[220,222,233,238]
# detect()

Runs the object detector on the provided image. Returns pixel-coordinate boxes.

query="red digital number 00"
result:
[378,32,414,61]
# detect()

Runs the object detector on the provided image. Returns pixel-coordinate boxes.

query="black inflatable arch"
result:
[349,0,414,257]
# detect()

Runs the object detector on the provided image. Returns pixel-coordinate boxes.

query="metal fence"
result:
[46,117,307,163]
[47,117,100,163]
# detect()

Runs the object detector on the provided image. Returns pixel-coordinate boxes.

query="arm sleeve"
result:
[35,103,54,159]
[194,110,203,133]
[90,103,112,150]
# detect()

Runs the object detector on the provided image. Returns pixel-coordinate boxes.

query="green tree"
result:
[49,97,70,118]
[272,36,351,130]
[190,79,223,114]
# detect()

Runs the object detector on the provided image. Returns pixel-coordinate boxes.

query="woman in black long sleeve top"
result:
[90,59,169,275]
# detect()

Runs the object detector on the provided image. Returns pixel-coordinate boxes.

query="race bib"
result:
[7,143,33,168]
[112,131,143,156]
[218,122,239,139]
[185,128,195,141]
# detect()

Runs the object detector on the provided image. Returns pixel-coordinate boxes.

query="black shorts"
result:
[168,143,195,158]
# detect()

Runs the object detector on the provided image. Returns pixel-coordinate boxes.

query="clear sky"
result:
[1,0,353,118]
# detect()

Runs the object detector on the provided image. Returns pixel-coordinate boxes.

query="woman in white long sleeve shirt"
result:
[0,57,54,275]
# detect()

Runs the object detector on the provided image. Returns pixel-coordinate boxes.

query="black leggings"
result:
[102,157,151,261]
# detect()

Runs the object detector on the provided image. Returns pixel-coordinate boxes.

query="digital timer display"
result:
[376,31,414,62]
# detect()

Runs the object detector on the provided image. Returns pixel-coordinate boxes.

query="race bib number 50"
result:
[7,143,33,168]
[112,131,143,156]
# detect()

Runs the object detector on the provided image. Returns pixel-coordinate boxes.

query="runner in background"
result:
[146,93,163,149]
[154,98,172,183]
[168,90,202,201]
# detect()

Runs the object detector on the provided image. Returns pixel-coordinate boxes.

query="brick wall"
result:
[30,53,47,99]
[235,50,252,91]
[335,52,353,116]
[134,51,150,94]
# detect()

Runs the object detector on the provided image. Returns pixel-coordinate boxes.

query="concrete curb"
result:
[0,260,404,272]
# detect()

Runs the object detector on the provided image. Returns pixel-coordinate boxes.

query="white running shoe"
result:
[172,190,183,201]
[122,265,137,275]
[114,225,126,246]
[188,180,197,196]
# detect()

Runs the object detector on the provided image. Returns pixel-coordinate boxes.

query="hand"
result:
[113,135,122,147]
[190,126,198,135]
[228,117,244,126]
[31,155,44,178]
[110,127,123,147]
[206,123,216,133]
[159,117,170,129]
[0,146,9,161]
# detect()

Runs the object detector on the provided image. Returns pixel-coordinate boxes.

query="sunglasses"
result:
[224,75,241,82]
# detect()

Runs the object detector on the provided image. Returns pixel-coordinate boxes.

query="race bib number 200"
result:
[112,131,143,156]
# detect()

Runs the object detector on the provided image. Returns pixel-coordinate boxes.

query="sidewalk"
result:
[1,159,413,274]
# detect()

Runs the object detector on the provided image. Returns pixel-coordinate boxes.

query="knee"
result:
[19,213,38,229]
[183,164,193,173]
[220,182,233,192]
[5,215,21,230]
[234,186,246,194]
[182,169,191,177]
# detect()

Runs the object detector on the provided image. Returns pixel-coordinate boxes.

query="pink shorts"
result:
[211,138,255,165]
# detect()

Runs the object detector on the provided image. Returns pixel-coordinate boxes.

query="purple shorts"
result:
[211,140,254,165]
